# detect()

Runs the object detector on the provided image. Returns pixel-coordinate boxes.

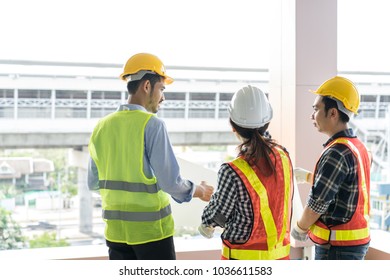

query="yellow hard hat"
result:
[310,76,360,115]
[119,53,173,85]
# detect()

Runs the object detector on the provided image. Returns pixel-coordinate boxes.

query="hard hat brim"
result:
[164,76,174,85]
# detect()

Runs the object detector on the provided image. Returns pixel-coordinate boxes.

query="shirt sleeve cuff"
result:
[171,180,195,203]
[307,196,328,214]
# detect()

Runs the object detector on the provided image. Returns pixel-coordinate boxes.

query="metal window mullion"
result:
[121,91,127,103]
[375,94,380,119]
[51,89,56,119]
[14,88,18,119]
[215,91,220,119]
[184,91,190,119]
[87,90,92,119]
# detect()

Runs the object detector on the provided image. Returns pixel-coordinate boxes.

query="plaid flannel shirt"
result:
[307,129,360,226]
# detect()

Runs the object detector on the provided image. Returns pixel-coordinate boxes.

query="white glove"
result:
[291,222,308,242]
[294,167,312,184]
[198,224,215,239]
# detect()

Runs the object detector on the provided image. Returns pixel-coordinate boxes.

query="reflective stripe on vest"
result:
[222,147,292,260]
[222,243,291,260]
[99,180,159,193]
[309,224,369,242]
[309,138,370,245]
[89,110,174,245]
[103,204,172,222]
[336,139,369,221]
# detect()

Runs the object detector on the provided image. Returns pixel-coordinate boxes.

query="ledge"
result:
[0,232,389,260]
[0,237,221,260]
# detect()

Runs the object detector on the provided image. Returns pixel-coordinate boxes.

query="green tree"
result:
[29,232,69,248]
[0,183,16,199]
[0,207,26,250]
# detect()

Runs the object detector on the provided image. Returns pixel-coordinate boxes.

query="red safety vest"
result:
[308,137,371,246]
[221,146,293,260]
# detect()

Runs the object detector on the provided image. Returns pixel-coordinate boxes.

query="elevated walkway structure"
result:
[0,61,389,155]
[0,118,239,148]
[0,59,269,148]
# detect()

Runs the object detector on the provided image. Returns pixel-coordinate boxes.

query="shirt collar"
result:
[323,128,356,147]
[117,104,147,112]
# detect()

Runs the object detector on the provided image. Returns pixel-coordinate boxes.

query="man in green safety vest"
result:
[88,53,214,260]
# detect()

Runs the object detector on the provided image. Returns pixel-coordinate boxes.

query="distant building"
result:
[0,157,54,192]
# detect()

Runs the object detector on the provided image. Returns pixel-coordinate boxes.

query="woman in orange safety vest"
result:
[200,85,294,260]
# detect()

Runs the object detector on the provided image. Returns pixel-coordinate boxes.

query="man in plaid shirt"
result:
[292,76,371,260]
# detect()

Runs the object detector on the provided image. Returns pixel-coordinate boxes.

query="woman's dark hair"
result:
[230,119,278,177]
[126,73,163,95]
[322,96,350,123]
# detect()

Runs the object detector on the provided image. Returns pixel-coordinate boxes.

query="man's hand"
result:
[294,167,312,184]
[193,181,214,201]
[198,224,215,239]
[291,222,309,242]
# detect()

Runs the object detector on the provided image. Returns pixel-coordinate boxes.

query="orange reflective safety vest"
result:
[308,137,371,246]
[222,147,293,260]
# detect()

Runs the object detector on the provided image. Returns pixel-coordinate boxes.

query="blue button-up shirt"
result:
[88,104,195,203]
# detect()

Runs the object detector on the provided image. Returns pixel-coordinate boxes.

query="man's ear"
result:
[330,107,338,118]
[140,79,151,93]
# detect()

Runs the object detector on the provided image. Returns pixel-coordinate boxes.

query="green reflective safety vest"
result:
[89,110,174,245]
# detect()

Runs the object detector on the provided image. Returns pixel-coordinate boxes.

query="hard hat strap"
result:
[331,97,355,118]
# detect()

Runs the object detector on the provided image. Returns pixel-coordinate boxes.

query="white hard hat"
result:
[228,85,273,129]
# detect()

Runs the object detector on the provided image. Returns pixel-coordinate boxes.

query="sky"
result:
[1,0,390,71]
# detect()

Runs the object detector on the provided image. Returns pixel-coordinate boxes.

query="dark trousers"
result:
[106,236,176,260]
[314,243,370,260]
